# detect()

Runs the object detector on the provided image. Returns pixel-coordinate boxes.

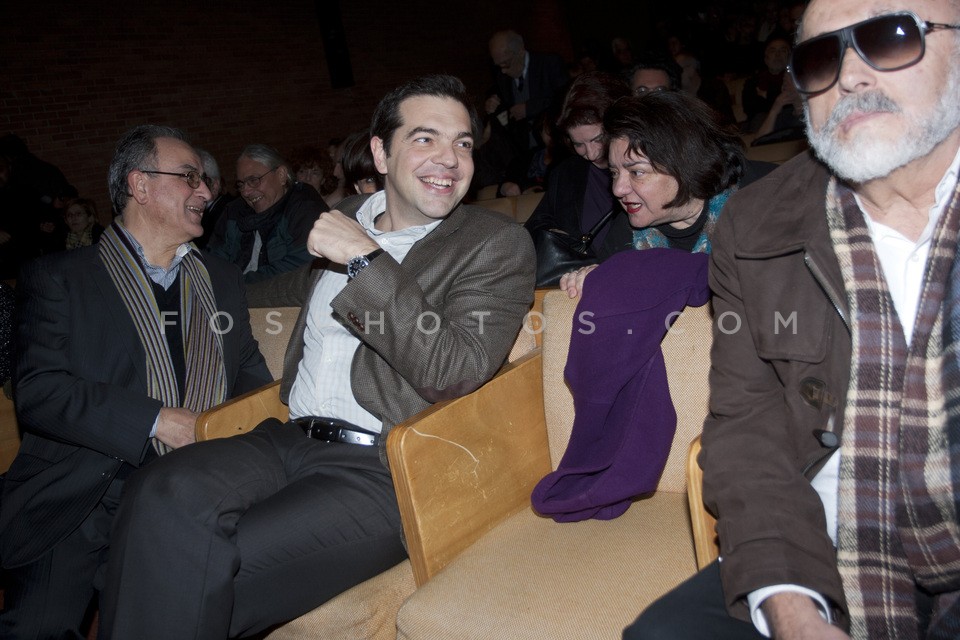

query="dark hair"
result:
[340,130,384,195]
[108,124,187,216]
[556,71,632,133]
[287,144,338,196]
[628,52,683,92]
[370,74,481,156]
[604,92,745,209]
[64,197,99,222]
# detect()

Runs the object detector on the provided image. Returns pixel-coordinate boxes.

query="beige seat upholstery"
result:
[196,295,548,639]
[390,291,714,639]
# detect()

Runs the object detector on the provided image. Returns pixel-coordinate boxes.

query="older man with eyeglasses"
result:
[625,0,960,639]
[0,125,271,639]
[206,143,327,296]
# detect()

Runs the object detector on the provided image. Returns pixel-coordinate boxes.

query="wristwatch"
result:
[346,248,385,280]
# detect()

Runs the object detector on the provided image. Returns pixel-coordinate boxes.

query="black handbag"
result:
[532,209,618,287]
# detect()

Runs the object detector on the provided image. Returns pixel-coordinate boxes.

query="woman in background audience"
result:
[288,145,339,207]
[324,138,349,206]
[524,72,632,261]
[62,197,103,249]
[339,130,384,196]
[560,90,749,297]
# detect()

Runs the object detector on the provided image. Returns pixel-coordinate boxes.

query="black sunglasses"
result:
[789,11,960,95]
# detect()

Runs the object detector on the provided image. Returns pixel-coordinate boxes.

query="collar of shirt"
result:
[355,191,442,254]
[116,222,193,290]
[857,143,960,246]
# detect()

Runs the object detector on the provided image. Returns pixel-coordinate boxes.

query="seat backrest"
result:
[687,435,720,568]
[513,192,543,224]
[472,192,544,224]
[506,288,549,362]
[540,290,713,493]
[248,307,299,379]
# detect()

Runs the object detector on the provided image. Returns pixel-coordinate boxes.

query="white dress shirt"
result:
[286,191,440,432]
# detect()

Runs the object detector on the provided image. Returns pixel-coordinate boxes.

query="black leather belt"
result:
[292,416,380,446]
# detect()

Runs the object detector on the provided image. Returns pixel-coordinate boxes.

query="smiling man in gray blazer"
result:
[100,74,536,639]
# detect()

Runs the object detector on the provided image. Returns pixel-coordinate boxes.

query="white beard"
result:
[804,55,960,184]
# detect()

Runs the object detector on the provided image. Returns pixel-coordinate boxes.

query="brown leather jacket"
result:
[701,151,853,628]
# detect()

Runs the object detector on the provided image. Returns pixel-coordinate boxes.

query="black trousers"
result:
[623,561,764,640]
[0,476,122,639]
[98,418,406,640]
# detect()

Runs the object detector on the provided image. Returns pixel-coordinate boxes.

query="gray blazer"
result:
[279,195,537,465]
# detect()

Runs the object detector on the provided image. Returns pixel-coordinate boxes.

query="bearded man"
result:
[624,0,960,638]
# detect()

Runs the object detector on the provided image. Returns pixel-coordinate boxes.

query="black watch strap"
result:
[347,248,385,280]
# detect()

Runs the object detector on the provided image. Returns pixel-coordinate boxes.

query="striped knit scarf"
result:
[631,188,733,252]
[99,222,228,455]
[827,176,960,639]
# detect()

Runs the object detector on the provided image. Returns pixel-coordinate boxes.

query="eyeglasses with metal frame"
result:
[235,166,278,191]
[139,169,212,190]
[789,11,960,95]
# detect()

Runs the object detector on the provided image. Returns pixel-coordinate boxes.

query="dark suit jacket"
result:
[0,245,271,567]
[278,195,537,466]
[494,51,568,122]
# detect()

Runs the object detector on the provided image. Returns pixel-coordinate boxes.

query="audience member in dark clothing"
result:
[676,51,736,126]
[206,144,324,284]
[525,72,633,262]
[629,52,683,95]
[488,30,568,153]
[741,35,792,131]
[0,155,36,279]
[339,130,384,197]
[194,148,235,250]
[62,197,104,250]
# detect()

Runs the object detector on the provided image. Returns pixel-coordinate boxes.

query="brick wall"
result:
[2,0,576,213]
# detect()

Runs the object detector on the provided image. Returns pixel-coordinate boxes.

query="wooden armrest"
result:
[387,350,550,586]
[687,435,719,568]
[195,380,289,441]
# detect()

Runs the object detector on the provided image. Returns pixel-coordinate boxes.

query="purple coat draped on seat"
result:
[531,248,710,522]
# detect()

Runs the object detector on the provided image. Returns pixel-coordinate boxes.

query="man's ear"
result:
[128,170,150,205]
[371,137,388,175]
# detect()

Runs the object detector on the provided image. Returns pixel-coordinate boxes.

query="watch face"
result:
[347,255,370,279]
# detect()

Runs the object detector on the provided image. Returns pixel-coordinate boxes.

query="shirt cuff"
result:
[150,412,159,438]
[747,585,832,637]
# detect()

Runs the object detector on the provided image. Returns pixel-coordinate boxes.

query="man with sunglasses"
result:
[627,1,960,639]
[0,125,272,638]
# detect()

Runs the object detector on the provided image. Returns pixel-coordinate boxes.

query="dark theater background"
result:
[2,0,675,213]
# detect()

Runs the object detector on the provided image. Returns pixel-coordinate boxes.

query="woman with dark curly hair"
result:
[560,90,770,296]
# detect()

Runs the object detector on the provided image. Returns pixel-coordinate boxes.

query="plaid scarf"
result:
[65,227,95,250]
[99,222,228,455]
[827,176,960,639]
